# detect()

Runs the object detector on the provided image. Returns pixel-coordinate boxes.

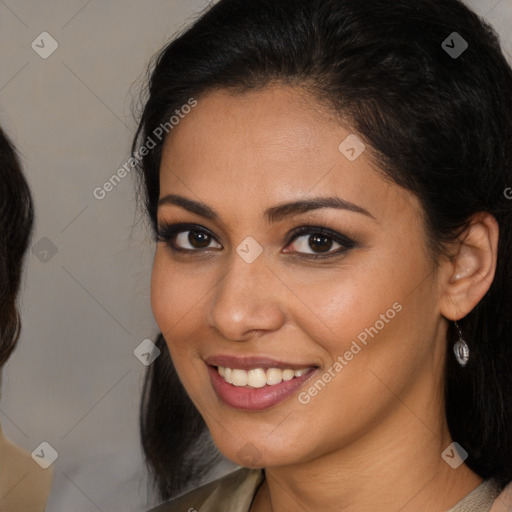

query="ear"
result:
[439,212,499,321]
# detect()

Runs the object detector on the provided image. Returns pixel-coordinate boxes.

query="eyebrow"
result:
[158,194,375,223]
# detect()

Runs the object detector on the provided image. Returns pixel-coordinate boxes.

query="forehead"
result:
[163,86,336,167]
[158,85,418,223]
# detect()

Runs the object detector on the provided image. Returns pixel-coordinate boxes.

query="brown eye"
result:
[185,230,212,248]
[284,225,356,259]
[308,234,334,253]
[288,232,342,255]
[172,229,222,250]
[156,223,222,252]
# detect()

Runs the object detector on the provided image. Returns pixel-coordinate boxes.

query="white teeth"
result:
[217,366,312,388]
[282,369,295,381]
[266,368,282,386]
[231,369,248,387]
[248,368,267,388]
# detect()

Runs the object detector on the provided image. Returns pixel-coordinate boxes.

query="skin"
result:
[151,85,498,511]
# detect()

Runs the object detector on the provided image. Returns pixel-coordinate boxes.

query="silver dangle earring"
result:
[453,321,470,367]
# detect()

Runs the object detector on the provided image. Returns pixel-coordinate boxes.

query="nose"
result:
[205,249,287,342]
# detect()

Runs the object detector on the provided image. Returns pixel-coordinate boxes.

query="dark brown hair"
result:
[0,127,34,366]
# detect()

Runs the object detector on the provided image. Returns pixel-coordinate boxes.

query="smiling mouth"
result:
[215,365,316,388]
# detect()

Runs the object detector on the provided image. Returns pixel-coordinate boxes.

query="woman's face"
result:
[151,85,446,468]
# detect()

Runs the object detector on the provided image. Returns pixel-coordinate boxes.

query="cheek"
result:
[150,251,168,331]
[294,249,430,386]
[150,250,188,339]
[149,250,210,357]
[149,253,203,386]
[286,261,399,354]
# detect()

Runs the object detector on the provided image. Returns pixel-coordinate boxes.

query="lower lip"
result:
[207,365,317,411]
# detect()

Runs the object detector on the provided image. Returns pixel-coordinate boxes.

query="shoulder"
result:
[0,425,54,512]
[148,467,264,512]
[490,480,512,512]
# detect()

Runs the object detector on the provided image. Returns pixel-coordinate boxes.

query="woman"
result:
[135,0,512,510]
[0,126,54,511]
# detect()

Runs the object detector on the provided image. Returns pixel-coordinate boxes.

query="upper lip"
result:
[205,355,318,370]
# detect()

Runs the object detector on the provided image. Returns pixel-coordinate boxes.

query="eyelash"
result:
[155,221,356,260]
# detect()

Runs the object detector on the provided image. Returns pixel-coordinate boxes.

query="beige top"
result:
[0,422,54,512]
[149,467,512,512]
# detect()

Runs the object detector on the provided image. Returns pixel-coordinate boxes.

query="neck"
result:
[251,379,482,512]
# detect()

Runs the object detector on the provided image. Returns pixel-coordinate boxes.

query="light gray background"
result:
[0,1,510,511]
